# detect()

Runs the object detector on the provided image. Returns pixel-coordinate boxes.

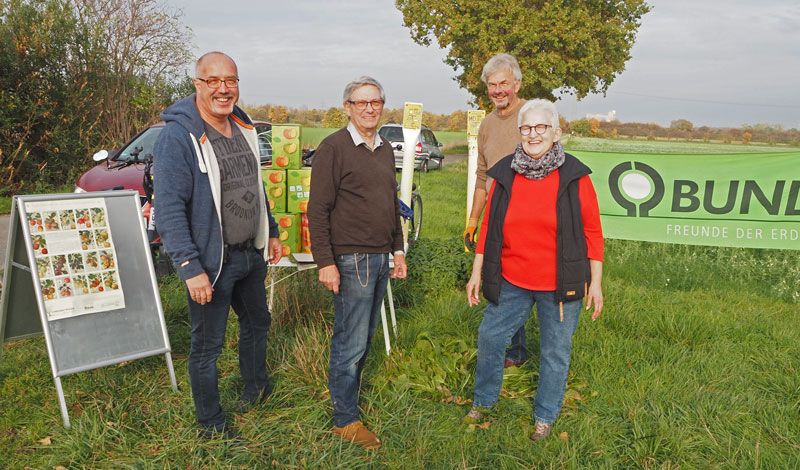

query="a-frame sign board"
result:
[0,191,177,428]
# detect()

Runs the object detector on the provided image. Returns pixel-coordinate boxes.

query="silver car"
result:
[378,124,444,172]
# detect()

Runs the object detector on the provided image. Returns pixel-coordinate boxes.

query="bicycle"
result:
[398,182,422,244]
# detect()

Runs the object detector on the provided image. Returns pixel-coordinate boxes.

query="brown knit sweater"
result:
[476,99,527,192]
[308,128,403,268]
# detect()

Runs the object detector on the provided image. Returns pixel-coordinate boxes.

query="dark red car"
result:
[74,121,272,196]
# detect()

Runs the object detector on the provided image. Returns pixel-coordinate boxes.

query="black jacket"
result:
[482,152,593,305]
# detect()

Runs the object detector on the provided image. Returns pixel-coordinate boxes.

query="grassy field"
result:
[300,128,467,150]
[1,147,799,468]
[564,136,800,154]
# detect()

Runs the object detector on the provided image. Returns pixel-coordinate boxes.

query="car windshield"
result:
[379,126,403,142]
[116,127,162,163]
[258,131,272,158]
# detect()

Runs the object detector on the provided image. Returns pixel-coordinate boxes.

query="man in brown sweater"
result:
[463,53,529,368]
[308,76,407,449]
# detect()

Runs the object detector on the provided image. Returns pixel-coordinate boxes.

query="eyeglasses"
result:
[347,100,384,111]
[196,77,239,89]
[519,124,552,136]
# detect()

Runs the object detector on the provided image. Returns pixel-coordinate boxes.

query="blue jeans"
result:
[187,246,270,431]
[507,326,528,364]
[328,253,390,428]
[473,278,581,424]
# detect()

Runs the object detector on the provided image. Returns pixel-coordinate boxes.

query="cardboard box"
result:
[301,213,311,254]
[271,125,302,169]
[287,168,311,213]
[262,169,287,213]
[273,212,301,257]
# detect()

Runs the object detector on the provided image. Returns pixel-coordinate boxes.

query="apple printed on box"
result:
[262,168,287,212]
[272,212,301,257]
[287,168,311,213]
[271,125,302,169]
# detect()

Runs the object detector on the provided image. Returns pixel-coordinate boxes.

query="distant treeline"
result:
[241,104,470,132]
[568,118,800,146]
[243,104,799,147]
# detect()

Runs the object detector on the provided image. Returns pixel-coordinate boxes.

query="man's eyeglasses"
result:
[347,100,384,111]
[519,124,552,136]
[196,77,239,89]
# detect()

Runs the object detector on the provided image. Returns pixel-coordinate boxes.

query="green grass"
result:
[565,136,800,154]
[0,197,11,215]
[300,127,338,148]
[1,148,800,468]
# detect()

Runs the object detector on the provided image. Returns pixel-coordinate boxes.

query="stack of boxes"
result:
[262,124,312,258]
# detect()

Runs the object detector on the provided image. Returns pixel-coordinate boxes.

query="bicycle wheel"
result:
[409,192,423,244]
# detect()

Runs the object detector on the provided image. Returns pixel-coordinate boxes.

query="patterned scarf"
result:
[510,141,565,180]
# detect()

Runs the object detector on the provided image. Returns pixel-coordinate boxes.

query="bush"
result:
[393,237,474,304]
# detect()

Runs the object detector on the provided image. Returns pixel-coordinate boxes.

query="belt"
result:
[225,239,254,252]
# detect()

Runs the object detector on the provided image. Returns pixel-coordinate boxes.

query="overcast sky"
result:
[170,0,800,129]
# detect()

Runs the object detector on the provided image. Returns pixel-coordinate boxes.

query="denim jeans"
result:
[506,326,528,364]
[473,278,581,424]
[328,252,390,428]
[187,246,270,431]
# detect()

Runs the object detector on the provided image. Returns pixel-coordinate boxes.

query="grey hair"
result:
[195,51,237,76]
[343,76,386,104]
[518,99,560,128]
[481,53,522,84]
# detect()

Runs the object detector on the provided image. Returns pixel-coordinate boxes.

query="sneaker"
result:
[332,421,381,449]
[462,406,484,424]
[504,358,522,369]
[529,421,552,441]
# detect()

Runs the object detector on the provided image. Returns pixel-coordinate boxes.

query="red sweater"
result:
[476,170,604,291]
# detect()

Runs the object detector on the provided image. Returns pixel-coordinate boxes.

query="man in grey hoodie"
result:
[153,51,281,439]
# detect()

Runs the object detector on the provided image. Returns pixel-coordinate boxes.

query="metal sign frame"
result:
[0,191,177,428]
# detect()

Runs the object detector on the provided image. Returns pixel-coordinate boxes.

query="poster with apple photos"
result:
[24,198,125,321]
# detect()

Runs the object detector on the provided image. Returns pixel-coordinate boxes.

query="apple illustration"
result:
[269,172,283,183]
[270,187,283,197]
[279,231,289,241]
[282,245,291,256]
[269,200,275,209]
[283,142,297,154]
[298,201,308,212]
[279,217,292,228]
[283,128,297,139]
[301,176,311,186]
[276,156,289,167]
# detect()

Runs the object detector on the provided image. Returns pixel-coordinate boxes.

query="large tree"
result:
[0,0,192,194]
[395,0,650,109]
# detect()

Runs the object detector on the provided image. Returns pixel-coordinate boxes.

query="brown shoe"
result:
[504,358,522,369]
[332,421,382,449]
[529,421,552,441]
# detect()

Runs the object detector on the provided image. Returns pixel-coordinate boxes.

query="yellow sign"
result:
[467,110,486,137]
[402,103,423,130]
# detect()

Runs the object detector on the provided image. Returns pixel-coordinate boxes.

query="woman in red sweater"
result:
[464,99,604,441]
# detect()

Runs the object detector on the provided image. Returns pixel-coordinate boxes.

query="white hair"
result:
[481,53,522,84]
[342,76,386,104]
[518,99,560,128]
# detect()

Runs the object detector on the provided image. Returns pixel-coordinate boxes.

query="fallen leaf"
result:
[272,461,280,466]
[38,436,52,445]
[558,431,568,442]
[106,421,117,427]
[55,466,67,470]
[477,421,491,430]
[454,396,472,405]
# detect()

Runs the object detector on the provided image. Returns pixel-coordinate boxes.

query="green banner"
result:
[570,150,800,250]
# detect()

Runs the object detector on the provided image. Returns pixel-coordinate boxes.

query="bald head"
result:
[195,51,237,77]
